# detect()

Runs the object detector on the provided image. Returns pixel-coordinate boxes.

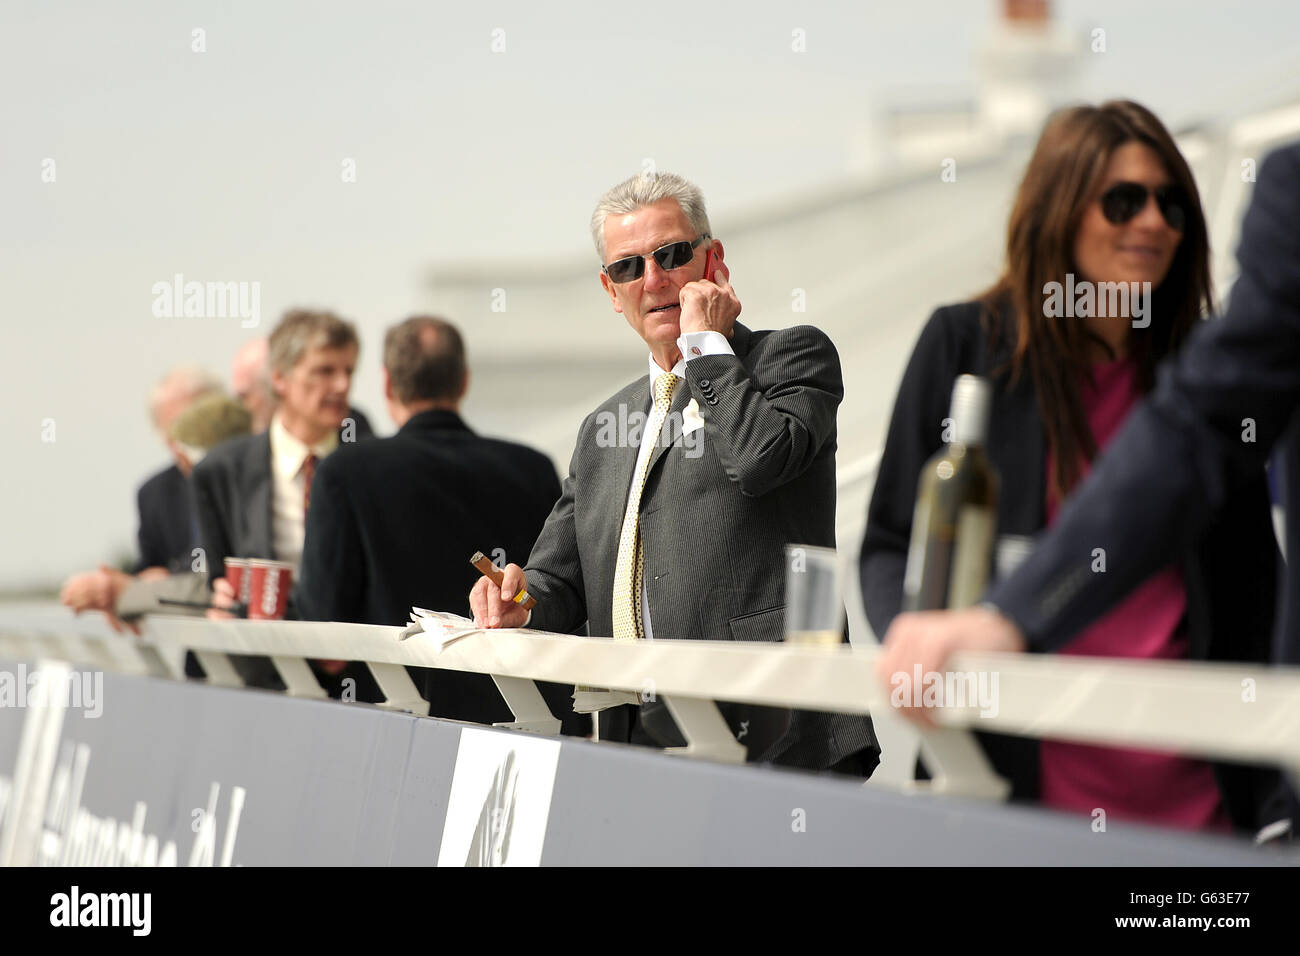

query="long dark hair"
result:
[978,100,1213,502]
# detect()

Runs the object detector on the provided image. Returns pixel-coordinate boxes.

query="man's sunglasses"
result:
[602,234,710,284]
[1099,181,1189,232]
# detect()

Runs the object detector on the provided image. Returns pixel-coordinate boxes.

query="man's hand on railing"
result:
[469,562,531,629]
[875,605,1027,727]
[60,564,140,635]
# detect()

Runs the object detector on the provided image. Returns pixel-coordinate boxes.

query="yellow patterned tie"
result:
[573,371,678,715]
[612,371,679,642]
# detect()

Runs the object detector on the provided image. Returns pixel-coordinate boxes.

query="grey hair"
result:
[148,364,223,429]
[267,309,359,377]
[590,171,712,262]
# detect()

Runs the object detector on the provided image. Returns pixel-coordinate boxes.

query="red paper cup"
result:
[224,558,251,606]
[247,559,294,620]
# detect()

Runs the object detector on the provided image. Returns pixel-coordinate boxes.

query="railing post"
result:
[911,727,1011,801]
[661,695,746,764]
[490,675,560,735]
[193,652,248,689]
[270,656,329,699]
[367,663,430,716]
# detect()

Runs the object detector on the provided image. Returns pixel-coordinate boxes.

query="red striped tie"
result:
[302,453,318,515]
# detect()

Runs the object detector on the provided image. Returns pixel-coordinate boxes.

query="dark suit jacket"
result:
[525,322,879,773]
[978,142,1300,828]
[189,413,373,688]
[192,431,275,568]
[293,409,587,733]
[135,464,197,573]
[192,413,374,574]
[861,295,1285,830]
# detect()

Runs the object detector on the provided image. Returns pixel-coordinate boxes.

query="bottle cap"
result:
[949,374,991,446]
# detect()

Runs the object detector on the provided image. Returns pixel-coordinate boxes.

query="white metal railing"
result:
[2,605,1298,803]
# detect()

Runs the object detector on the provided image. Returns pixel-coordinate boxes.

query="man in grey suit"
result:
[471,171,878,774]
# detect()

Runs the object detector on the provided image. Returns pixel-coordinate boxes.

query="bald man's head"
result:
[230,338,275,432]
[148,365,223,435]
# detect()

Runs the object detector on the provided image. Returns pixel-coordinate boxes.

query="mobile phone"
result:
[703,247,718,283]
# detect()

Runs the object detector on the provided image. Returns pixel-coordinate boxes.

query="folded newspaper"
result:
[398,607,482,651]
[399,607,640,713]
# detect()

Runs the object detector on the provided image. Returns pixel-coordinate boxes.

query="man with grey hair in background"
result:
[60,364,222,628]
[197,309,368,581]
[196,308,370,685]
[228,335,373,438]
[471,171,879,775]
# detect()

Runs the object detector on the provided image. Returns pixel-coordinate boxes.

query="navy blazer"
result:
[292,409,587,733]
[135,464,196,573]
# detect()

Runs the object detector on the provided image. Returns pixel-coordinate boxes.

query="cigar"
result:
[469,551,537,610]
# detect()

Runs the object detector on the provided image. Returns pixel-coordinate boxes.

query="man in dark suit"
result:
[294,316,585,732]
[875,141,1300,826]
[193,309,370,686]
[134,465,195,573]
[471,171,878,775]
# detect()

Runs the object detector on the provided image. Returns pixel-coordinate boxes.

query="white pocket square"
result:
[683,398,705,434]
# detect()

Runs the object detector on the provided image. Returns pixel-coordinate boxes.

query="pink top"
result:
[1038,356,1231,832]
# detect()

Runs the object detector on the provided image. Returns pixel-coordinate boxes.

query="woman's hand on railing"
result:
[470,563,531,629]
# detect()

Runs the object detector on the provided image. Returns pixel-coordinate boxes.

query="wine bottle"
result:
[901,374,1000,612]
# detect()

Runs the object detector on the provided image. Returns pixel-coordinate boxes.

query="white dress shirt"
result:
[269,414,338,571]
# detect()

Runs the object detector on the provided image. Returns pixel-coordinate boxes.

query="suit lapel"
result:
[644,324,751,482]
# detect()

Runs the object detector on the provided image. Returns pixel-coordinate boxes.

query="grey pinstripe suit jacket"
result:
[525,321,879,772]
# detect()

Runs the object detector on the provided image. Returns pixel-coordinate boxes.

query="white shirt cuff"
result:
[678,330,734,360]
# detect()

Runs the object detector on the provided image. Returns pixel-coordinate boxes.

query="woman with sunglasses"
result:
[860,100,1286,833]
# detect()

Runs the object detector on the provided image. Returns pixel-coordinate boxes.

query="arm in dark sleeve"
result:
[987,143,1300,650]
[859,306,966,638]
[191,461,232,583]
[295,461,365,623]
[684,325,844,497]
[135,482,167,573]
[523,423,590,635]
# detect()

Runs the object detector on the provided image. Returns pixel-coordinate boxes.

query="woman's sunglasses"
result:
[602,234,710,284]
[1099,181,1189,232]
